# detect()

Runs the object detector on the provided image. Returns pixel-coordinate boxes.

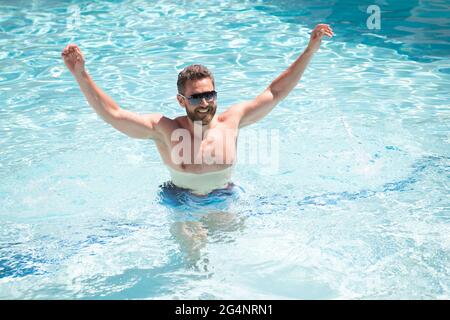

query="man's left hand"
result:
[307,24,334,53]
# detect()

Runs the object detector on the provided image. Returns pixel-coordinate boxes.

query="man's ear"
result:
[176,94,185,108]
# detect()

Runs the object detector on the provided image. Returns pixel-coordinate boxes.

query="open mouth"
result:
[196,107,210,114]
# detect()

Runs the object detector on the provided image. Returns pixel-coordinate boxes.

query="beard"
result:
[186,103,217,125]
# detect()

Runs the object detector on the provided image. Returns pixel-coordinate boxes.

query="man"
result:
[62,24,334,195]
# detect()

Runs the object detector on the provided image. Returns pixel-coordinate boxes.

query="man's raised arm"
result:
[224,24,334,128]
[61,44,164,140]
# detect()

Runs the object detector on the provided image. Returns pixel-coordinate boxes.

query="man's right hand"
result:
[61,44,85,76]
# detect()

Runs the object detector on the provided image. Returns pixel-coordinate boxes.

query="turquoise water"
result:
[1,0,449,299]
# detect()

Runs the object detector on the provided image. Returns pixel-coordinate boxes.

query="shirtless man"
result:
[62,24,334,195]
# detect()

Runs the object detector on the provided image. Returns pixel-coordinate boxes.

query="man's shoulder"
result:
[155,115,186,131]
[172,115,187,127]
[217,102,249,126]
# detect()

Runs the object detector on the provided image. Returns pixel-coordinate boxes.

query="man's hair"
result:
[177,64,215,94]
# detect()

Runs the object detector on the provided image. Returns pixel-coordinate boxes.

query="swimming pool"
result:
[0,0,449,299]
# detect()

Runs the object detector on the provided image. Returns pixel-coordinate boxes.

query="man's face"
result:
[178,77,217,125]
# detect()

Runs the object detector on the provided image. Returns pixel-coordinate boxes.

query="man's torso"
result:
[154,113,239,174]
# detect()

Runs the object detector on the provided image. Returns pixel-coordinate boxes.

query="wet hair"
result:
[177,64,215,95]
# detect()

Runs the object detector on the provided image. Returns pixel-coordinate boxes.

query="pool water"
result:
[0,0,449,299]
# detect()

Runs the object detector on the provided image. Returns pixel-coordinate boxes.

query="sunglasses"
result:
[179,90,217,105]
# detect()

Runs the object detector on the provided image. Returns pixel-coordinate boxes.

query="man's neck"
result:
[185,117,216,140]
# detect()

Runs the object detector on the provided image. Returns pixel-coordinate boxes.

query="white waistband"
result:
[167,166,234,195]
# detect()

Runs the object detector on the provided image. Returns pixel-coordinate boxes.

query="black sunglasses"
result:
[179,90,217,105]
